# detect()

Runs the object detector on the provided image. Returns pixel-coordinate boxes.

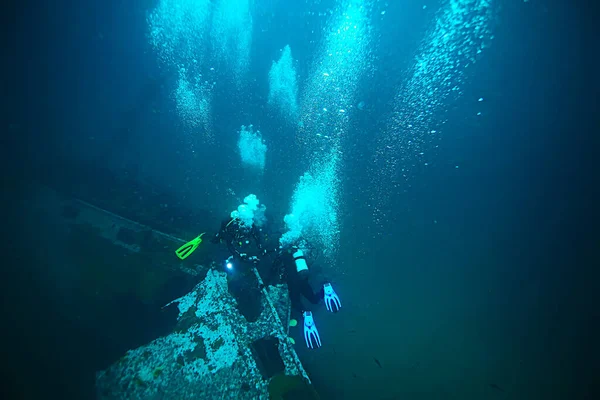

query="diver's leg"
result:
[288,280,305,315]
[299,277,323,305]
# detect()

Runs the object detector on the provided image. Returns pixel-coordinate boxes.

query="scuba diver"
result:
[174,194,341,348]
[270,243,342,349]
[210,213,267,269]
[175,194,269,266]
[203,208,271,322]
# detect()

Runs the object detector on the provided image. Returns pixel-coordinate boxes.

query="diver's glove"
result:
[323,283,341,312]
[303,311,321,349]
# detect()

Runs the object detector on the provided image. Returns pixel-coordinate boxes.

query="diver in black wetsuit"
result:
[270,244,342,348]
[209,215,269,321]
[270,247,324,311]
[211,216,266,267]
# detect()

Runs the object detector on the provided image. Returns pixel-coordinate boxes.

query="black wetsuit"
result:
[271,250,324,314]
[212,218,263,264]
[211,218,266,320]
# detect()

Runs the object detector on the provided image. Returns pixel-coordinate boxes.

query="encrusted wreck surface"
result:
[96,269,309,399]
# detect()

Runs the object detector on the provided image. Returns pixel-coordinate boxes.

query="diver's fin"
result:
[175,233,205,260]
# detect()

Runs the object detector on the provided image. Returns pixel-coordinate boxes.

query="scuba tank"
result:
[293,248,309,278]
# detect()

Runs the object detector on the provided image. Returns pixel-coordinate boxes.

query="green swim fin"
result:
[175,233,205,260]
